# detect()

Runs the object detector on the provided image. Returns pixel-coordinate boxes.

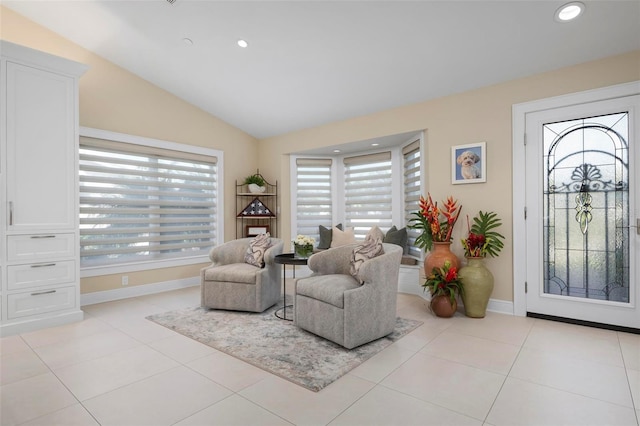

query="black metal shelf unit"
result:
[236,172,278,238]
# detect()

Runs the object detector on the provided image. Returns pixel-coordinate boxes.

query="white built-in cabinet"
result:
[1,41,88,336]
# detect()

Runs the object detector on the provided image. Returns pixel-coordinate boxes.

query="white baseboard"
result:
[485,298,515,315]
[0,310,84,337]
[81,276,200,306]
[78,270,517,316]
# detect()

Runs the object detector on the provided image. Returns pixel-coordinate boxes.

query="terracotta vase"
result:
[459,257,494,318]
[430,294,457,318]
[424,241,460,276]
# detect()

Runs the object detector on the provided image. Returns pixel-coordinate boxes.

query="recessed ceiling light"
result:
[237,39,248,48]
[333,149,341,153]
[371,143,379,147]
[182,37,193,46]
[555,2,585,22]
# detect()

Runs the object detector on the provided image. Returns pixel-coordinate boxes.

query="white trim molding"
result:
[81,276,200,306]
[512,81,640,317]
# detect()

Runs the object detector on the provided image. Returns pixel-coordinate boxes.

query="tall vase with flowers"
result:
[409,193,462,275]
[459,211,505,318]
[422,260,464,317]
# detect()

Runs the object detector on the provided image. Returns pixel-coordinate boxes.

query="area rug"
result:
[146,298,422,392]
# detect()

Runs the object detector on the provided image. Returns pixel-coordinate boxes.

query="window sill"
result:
[80,255,210,278]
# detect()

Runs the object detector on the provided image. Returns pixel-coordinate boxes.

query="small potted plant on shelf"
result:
[244,173,266,193]
[459,210,505,318]
[422,260,464,318]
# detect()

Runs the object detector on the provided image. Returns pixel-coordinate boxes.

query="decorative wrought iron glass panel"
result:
[543,112,629,303]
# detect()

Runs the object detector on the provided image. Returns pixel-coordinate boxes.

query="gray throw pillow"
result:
[384,226,408,253]
[317,223,342,250]
[244,233,271,267]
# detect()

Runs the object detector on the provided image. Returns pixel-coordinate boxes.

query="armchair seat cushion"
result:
[203,263,260,284]
[296,274,360,308]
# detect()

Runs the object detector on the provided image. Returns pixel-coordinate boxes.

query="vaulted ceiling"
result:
[4,1,639,139]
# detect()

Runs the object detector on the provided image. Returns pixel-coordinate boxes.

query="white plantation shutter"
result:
[295,158,332,242]
[344,152,393,240]
[403,139,422,258]
[79,136,218,267]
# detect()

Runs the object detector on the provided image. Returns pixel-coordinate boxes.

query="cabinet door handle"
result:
[31,263,56,268]
[31,235,56,239]
[9,201,13,226]
[31,290,56,296]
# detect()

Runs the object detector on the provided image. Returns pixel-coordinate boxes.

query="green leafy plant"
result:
[243,173,265,187]
[461,210,505,258]
[422,260,464,306]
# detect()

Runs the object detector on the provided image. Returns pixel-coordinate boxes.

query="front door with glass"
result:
[524,95,639,329]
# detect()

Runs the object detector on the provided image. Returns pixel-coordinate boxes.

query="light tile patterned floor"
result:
[1,286,638,426]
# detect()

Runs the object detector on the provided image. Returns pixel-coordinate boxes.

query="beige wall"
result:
[1,6,261,294]
[260,50,640,303]
[3,6,639,302]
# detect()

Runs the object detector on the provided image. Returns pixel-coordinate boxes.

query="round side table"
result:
[274,253,309,321]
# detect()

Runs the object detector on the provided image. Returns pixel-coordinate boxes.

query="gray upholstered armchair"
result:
[294,243,403,349]
[201,238,284,312]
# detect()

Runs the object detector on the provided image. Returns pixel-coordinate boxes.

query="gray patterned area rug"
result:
[146,298,422,392]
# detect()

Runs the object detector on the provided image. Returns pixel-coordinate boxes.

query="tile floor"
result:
[1,286,639,426]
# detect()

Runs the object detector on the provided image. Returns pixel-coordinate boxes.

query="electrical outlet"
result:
[122,275,129,286]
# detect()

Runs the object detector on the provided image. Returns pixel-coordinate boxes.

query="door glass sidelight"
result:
[543,112,629,303]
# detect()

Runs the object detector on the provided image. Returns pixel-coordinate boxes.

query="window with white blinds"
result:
[344,152,393,240]
[295,158,333,242]
[403,140,422,258]
[79,136,219,268]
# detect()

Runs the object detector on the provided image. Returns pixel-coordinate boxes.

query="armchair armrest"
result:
[308,245,355,275]
[208,238,251,265]
[263,239,284,265]
[356,243,403,287]
[208,237,284,267]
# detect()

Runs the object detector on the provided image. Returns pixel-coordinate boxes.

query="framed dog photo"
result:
[452,142,486,184]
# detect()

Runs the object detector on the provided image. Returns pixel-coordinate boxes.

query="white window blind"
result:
[79,137,218,267]
[403,140,422,258]
[344,152,393,240]
[295,158,332,242]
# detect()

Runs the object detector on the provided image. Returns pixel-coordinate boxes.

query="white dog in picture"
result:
[457,150,481,179]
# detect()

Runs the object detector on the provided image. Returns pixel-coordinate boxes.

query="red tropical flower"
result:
[445,266,457,283]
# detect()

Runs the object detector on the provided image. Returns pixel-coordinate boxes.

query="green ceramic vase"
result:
[459,257,494,318]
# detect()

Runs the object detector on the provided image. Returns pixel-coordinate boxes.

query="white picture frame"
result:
[452,142,486,184]
[246,225,270,236]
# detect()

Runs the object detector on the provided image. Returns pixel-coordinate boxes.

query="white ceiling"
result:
[4,0,640,142]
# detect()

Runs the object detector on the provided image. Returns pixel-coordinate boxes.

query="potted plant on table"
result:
[293,234,315,258]
[459,210,505,318]
[408,193,462,274]
[422,260,464,317]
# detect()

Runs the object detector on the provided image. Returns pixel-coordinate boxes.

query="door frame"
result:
[512,81,640,317]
